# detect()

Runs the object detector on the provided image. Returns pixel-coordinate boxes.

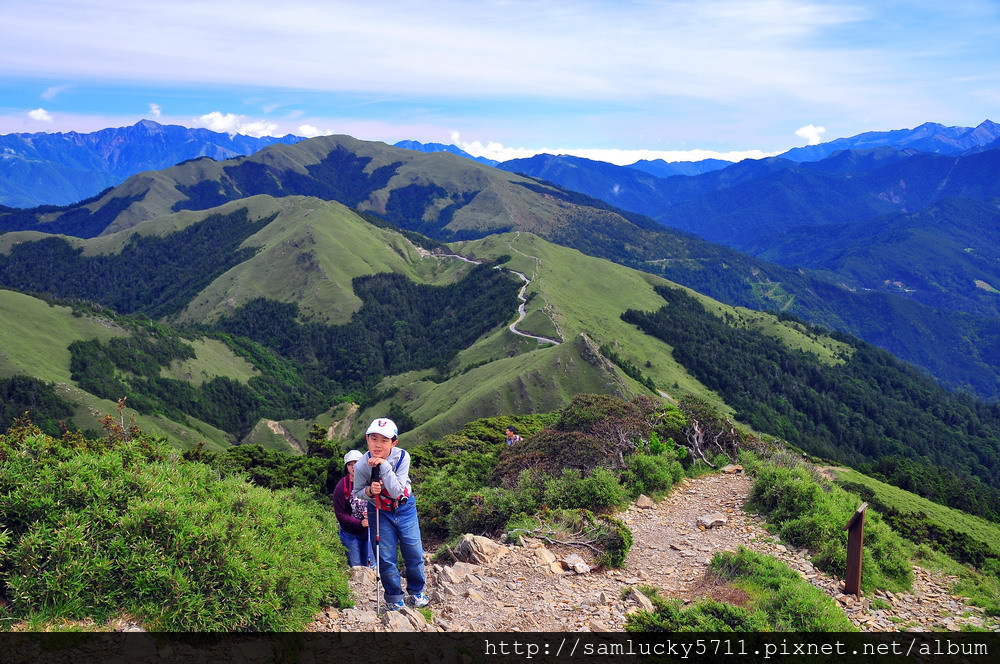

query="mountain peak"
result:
[393,139,499,166]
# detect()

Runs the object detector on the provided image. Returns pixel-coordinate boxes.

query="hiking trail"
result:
[309,470,996,633]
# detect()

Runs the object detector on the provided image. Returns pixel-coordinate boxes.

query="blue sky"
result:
[1,0,998,164]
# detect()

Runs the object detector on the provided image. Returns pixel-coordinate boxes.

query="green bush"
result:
[743,453,913,592]
[0,426,350,631]
[626,595,770,632]
[411,466,483,537]
[545,468,629,511]
[491,429,611,486]
[621,451,683,497]
[627,549,856,632]
[447,483,542,536]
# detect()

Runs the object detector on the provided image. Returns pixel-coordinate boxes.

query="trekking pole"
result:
[371,462,382,614]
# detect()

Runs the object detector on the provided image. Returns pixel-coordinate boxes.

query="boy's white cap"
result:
[365,418,398,438]
[343,449,364,465]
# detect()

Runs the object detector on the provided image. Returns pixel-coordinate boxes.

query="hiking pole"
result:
[371,462,382,614]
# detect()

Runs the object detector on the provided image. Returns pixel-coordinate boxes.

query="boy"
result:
[505,425,523,445]
[352,417,429,610]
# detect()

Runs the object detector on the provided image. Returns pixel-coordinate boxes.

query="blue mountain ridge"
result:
[0,120,305,208]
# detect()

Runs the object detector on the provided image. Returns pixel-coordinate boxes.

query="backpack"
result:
[366,449,411,511]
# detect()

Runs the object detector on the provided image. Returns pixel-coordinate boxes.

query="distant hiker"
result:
[333,449,374,568]
[505,425,523,446]
[353,418,429,611]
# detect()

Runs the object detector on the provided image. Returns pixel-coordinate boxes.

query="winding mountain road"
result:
[428,246,561,345]
[504,268,560,345]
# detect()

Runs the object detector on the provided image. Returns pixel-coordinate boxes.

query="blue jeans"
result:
[339,528,373,568]
[368,499,425,603]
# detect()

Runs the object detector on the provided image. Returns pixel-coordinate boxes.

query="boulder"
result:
[400,607,428,630]
[349,566,376,585]
[534,547,557,565]
[635,494,656,509]
[454,534,509,565]
[382,610,414,631]
[628,587,655,612]
[439,560,482,585]
[561,553,591,574]
[696,512,728,528]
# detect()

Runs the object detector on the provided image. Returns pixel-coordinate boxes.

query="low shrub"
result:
[625,591,770,632]
[620,451,684,498]
[545,467,629,511]
[626,549,856,632]
[709,548,857,631]
[0,424,350,631]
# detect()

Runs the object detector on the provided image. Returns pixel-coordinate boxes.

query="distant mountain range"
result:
[0,120,304,208]
[778,120,1000,162]
[5,119,995,212]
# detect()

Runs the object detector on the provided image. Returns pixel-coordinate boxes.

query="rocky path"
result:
[309,471,997,633]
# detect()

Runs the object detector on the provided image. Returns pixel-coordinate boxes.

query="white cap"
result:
[343,449,364,465]
[365,418,398,439]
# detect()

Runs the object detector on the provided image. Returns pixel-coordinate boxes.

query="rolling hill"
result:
[2,185,999,520]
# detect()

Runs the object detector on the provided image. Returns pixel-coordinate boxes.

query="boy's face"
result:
[366,432,396,459]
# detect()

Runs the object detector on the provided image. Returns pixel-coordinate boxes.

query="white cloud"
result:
[149,103,162,117]
[0,1,897,110]
[2,1,995,149]
[28,108,54,122]
[795,124,827,145]
[238,119,280,137]
[298,124,333,138]
[195,111,240,133]
[193,111,278,137]
[457,139,775,166]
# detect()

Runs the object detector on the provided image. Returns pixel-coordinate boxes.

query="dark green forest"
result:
[622,285,1000,521]
[0,375,76,436]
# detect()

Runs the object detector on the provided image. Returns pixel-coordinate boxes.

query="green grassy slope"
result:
[3,195,475,327]
[0,212,874,456]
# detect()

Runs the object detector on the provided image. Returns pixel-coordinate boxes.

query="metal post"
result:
[843,502,867,596]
